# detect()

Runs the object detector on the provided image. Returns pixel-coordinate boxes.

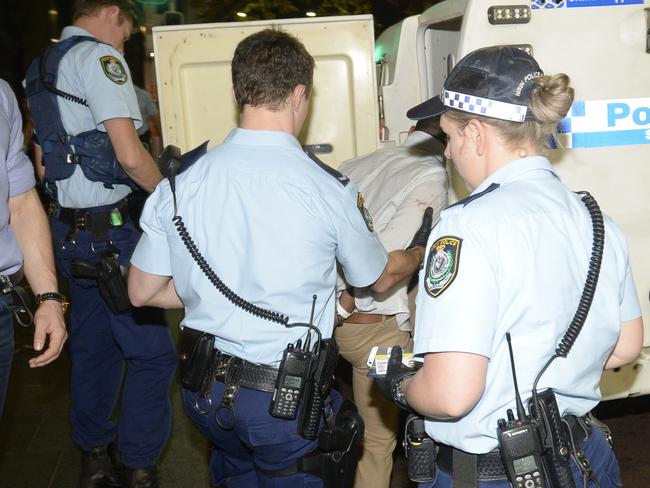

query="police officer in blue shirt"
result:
[128,29,426,488]
[24,2,176,487]
[378,46,644,487]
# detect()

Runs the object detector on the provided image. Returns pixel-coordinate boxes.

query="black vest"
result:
[24,35,138,194]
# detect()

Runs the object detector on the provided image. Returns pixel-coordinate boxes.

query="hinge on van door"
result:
[377,54,390,142]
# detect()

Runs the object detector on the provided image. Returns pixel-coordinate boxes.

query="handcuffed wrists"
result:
[336,300,352,320]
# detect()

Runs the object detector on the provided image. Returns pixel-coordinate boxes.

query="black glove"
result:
[407,207,434,249]
[375,346,414,410]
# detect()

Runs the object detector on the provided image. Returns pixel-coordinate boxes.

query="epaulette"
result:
[179,140,209,174]
[447,182,500,209]
[304,149,349,186]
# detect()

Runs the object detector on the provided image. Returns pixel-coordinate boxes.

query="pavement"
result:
[1,310,648,488]
[0,312,413,488]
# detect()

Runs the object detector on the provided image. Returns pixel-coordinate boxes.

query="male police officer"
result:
[128,29,425,487]
[1,78,67,419]
[24,2,176,487]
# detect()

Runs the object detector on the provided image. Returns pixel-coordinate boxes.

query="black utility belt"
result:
[214,349,279,392]
[50,200,130,245]
[436,415,591,481]
[178,326,278,395]
[53,203,128,232]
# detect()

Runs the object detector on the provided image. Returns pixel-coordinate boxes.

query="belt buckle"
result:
[74,211,88,230]
[65,153,77,164]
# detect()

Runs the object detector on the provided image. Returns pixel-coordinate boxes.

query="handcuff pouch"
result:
[179,326,217,393]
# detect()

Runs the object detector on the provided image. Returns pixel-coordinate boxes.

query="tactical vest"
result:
[24,35,138,192]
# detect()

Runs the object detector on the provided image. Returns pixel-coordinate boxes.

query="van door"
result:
[153,15,379,168]
[410,0,650,398]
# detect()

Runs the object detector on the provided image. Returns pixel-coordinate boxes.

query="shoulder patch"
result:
[424,236,462,297]
[100,55,127,85]
[357,193,374,232]
[305,149,349,186]
[448,182,500,209]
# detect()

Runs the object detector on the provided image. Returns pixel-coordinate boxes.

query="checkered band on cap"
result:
[443,90,529,122]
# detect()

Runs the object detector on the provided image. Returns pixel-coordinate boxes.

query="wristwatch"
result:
[392,374,412,410]
[35,292,69,313]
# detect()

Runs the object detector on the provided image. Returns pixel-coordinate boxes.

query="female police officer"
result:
[380,46,644,487]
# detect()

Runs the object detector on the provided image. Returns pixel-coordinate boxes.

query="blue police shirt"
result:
[0,79,35,275]
[132,128,388,366]
[413,156,641,454]
[49,26,142,209]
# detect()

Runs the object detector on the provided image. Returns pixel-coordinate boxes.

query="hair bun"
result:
[530,74,574,125]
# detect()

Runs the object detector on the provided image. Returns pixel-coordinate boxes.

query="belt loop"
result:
[452,449,478,488]
[64,210,80,244]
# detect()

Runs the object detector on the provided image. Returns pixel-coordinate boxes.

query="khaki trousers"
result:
[334,316,412,488]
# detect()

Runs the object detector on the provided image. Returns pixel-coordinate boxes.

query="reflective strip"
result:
[443,90,529,122]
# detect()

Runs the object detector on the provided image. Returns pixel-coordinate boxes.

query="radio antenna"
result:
[304,295,318,352]
[506,332,528,421]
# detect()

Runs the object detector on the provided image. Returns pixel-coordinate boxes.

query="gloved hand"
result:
[375,346,415,410]
[407,207,434,249]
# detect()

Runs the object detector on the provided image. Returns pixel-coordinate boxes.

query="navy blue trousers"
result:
[183,382,342,487]
[421,428,621,488]
[51,213,177,468]
[0,294,13,419]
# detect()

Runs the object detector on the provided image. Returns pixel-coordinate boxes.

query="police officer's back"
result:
[377,46,644,488]
[24,2,176,487]
[129,28,426,488]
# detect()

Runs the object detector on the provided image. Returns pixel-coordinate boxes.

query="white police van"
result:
[152,0,650,399]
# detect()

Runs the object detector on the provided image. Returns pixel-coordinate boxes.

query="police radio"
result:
[270,342,314,419]
[270,296,319,420]
[497,333,548,488]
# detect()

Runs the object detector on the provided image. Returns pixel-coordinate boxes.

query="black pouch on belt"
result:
[71,251,131,314]
[179,326,217,393]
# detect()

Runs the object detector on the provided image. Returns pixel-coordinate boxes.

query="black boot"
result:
[79,445,123,488]
[123,466,159,488]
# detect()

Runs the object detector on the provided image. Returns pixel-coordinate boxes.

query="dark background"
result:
[0,0,439,97]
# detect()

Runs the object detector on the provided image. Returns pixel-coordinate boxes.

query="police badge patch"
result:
[357,193,374,232]
[424,236,462,297]
[100,55,127,84]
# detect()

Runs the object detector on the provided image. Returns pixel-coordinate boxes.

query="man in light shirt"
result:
[334,116,448,488]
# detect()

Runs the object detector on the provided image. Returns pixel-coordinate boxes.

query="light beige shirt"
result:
[339,130,448,330]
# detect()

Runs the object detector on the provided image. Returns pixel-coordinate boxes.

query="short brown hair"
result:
[232,29,315,111]
[73,0,138,26]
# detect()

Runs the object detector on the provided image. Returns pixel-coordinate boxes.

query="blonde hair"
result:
[444,74,574,153]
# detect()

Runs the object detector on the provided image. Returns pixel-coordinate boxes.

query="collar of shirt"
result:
[471,155,558,196]
[225,128,303,151]
[60,25,95,41]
